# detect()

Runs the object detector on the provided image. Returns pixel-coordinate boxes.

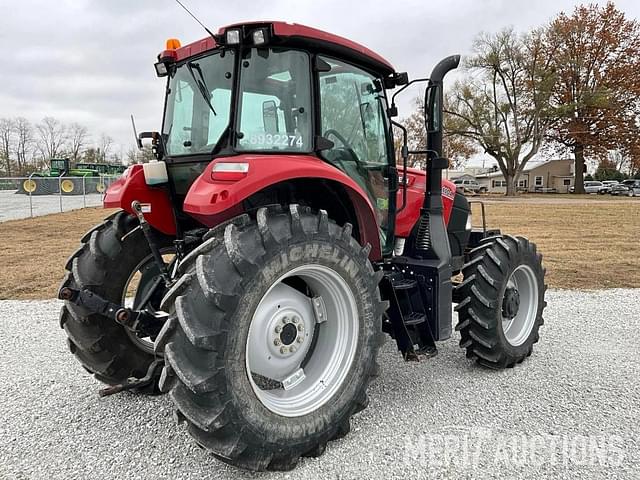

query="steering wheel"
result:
[323,129,363,167]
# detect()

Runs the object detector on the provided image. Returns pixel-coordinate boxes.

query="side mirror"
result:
[262,100,279,134]
[138,131,163,159]
[384,72,409,89]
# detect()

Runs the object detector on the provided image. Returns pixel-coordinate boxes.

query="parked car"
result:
[569,180,605,194]
[453,179,487,194]
[610,179,640,196]
[599,180,619,194]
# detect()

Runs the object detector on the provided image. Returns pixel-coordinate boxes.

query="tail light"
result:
[211,162,249,181]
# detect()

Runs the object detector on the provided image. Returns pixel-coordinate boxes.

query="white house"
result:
[476,159,574,193]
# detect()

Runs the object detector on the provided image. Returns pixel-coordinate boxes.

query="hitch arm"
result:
[59,286,168,337]
[98,359,164,397]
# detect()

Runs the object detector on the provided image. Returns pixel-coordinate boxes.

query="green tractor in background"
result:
[18,158,126,195]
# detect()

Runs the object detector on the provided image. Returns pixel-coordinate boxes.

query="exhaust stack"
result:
[409,55,460,341]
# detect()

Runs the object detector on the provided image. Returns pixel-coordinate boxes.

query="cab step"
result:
[403,312,426,326]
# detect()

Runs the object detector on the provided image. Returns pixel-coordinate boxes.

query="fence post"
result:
[83,175,86,208]
[58,174,64,213]
[28,173,35,218]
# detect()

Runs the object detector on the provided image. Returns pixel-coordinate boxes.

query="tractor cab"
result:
[49,158,70,175]
[149,23,405,253]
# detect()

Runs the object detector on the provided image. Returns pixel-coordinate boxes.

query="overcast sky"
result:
[2,0,640,160]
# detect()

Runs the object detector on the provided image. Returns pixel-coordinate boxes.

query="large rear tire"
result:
[18,177,55,195]
[156,205,384,471]
[60,211,172,388]
[455,235,546,368]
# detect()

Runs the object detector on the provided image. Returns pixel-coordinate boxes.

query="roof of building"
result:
[476,159,571,178]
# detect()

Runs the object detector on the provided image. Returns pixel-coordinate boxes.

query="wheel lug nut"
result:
[292,317,299,324]
[275,325,282,333]
[297,324,303,331]
[274,338,281,346]
[297,336,304,343]
[282,316,288,324]
[290,345,297,353]
[280,346,287,354]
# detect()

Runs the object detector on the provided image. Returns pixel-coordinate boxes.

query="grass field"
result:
[0,198,638,300]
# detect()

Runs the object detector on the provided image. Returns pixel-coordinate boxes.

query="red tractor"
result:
[59,21,546,471]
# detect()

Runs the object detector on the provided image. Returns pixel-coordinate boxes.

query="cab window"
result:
[236,48,312,152]
[318,57,390,165]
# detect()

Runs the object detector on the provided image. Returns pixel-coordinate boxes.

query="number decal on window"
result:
[240,132,304,149]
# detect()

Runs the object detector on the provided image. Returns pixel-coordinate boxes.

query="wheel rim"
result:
[246,264,359,417]
[501,264,539,346]
[61,179,74,193]
[122,249,174,354]
[23,179,37,193]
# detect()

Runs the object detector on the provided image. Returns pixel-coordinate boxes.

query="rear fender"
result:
[184,154,382,259]
[103,165,177,235]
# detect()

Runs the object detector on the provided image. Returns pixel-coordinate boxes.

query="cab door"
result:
[317,56,396,254]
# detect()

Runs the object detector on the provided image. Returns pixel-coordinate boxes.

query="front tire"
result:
[156,205,384,471]
[455,235,546,368]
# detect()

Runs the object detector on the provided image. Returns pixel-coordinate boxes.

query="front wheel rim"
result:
[246,264,359,417]
[501,264,539,346]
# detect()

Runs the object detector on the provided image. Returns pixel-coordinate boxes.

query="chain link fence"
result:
[0,175,120,222]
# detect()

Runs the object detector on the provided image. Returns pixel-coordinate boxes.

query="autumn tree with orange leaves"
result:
[544,2,640,193]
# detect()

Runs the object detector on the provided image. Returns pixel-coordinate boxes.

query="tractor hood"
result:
[394,168,457,238]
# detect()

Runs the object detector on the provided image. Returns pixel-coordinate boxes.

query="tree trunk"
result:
[573,144,585,194]
[505,173,516,196]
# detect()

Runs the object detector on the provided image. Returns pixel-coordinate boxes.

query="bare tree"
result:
[395,97,477,170]
[0,118,14,176]
[445,29,556,195]
[14,117,34,174]
[36,117,67,160]
[125,146,138,165]
[125,144,155,165]
[68,123,89,163]
[98,133,113,162]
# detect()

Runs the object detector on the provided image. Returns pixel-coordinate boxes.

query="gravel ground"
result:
[0,190,104,222]
[0,289,638,479]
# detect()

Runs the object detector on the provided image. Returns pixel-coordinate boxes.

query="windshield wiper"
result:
[187,61,217,116]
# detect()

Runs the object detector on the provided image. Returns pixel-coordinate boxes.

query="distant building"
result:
[447,172,476,183]
[447,166,495,183]
[476,159,574,193]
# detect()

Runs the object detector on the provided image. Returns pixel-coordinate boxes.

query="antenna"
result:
[174,0,216,39]
[131,114,142,150]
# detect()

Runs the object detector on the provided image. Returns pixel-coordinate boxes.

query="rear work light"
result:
[225,28,241,45]
[252,28,269,45]
[155,62,168,77]
[211,162,249,181]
